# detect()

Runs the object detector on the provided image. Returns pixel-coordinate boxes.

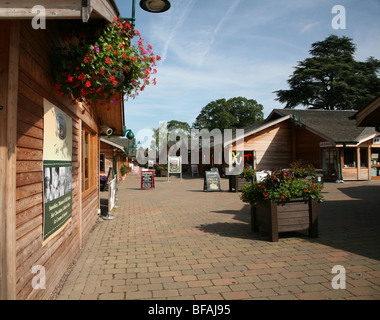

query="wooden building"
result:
[227,109,380,181]
[100,137,136,180]
[0,1,125,300]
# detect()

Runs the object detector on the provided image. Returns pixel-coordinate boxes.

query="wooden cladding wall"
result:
[13,20,99,300]
[242,122,293,170]
[294,126,323,168]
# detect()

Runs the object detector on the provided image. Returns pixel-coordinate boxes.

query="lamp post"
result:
[125,0,171,26]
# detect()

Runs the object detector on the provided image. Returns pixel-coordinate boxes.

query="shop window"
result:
[82,129,97,193]
[360,148,368,167]
[322,149,337,176]
[100,153,105,173]
[343,148,356,167]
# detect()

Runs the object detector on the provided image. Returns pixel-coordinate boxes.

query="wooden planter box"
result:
[229,176,252,192]
[251,198,318,242]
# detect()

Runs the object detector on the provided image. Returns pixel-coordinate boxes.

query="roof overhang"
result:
[0,0,120,22]
[100,137,124,151]
[356,96,380,127]
[95,96,125,136]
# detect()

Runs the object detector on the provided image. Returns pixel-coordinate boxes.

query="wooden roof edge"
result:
[100,137,124,151]
[223,115,292,146]
[355,96,380,127]
[0,0,120,22]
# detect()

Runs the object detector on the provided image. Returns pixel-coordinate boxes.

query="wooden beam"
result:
[0,20,11,301]
[0,20,20,300]
[0,0,82,19]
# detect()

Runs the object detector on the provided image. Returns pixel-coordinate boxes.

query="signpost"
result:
[141,170,155,189]
[191,164,199,177]
[103,177,116,220]
[204,170,221,192]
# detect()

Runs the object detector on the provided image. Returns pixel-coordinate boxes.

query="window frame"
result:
[82,128,98,196]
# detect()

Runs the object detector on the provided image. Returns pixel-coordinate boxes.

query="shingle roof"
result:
[268,109,376,143]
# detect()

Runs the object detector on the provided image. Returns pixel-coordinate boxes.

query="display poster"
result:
[108,177,117,212]
[204,171,221,192]
[42,99,73,245]
[141,170,155,189]
[168,156,181,173]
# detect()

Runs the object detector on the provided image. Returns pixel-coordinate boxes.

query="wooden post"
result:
[78,119,83,248]
[269,201,279,242]
[309,199,319,238]
[0,20,20,300]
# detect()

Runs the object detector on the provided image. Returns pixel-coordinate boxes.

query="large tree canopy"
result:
[192,97,264,131]
[274,35,380,110]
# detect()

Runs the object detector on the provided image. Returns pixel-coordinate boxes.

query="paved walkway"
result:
[55,175,380,300]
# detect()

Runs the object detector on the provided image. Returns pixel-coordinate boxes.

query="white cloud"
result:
[301,22,320,34]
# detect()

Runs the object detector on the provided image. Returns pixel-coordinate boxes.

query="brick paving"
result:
[55,175,380,300]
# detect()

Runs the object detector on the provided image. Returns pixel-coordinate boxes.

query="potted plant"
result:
[52,17,161,105]
[120,164,127,180]
[229,166,256,192]
[155,165,164,177]
[160,165,168,177]
[241,167,324,242]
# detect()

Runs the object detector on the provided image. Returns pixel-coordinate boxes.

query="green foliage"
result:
[289,160,316,178]
[120,164,127,176]
[274,35,380,110]
[241,168,324,207]
[52,17,160,105]
[192,97,264,131]
[240,167,256,180]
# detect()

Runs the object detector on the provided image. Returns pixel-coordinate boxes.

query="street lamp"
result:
[125,0,171,26]
[140,0,171,13]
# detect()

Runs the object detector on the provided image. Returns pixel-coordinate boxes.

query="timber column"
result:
[0,20,20,300]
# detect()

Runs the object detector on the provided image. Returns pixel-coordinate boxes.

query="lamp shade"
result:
[126,130,135,140]
[139,0,171,13]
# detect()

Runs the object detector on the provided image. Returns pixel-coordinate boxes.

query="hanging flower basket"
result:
[52,17,161,105]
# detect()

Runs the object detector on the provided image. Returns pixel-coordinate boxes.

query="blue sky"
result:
[114,0,380,146]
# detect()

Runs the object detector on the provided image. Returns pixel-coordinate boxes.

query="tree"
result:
[150,120,191,152]
[192,97,264,131]
[274,35,380,110]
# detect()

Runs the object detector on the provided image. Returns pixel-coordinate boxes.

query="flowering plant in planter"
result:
[52,17,161,105]
[289,160,316,178]
[240,167,256,180]
[241,169,324,206]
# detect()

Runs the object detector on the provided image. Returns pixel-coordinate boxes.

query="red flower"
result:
[107,45,112,51]
[106,57,112,64]
[66,75,74,82]
[84,57,89,63]
[110,76,115,81]
[120,43,124,49]
[131,56,136,62]
[113,80,118,86]
[55,83,62,90]
[122,53,127,59]
[99,69,105,75]
[85,81,91,87]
